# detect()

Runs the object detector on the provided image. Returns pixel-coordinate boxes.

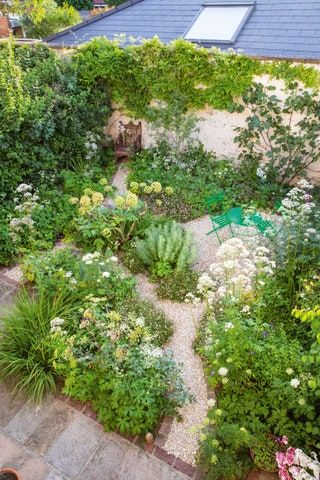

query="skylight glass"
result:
[184,4,253,43]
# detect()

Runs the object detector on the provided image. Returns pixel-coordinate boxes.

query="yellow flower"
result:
[102,228,111,238]
[79,207,88,215]
[139,182,146,188]
[151,181,162,193]
[83,309,93,319]
[99,177,108,185]
[84,188,93,196]
[104,185,113,193]
[69,197,79,205]
[125,192,138,208]
[128,326,145,343]
[155,199,162,207]
[144,186,153,195]
[79,195,91,207]
[130,181,140,194]
[165,186,174,195]
[91,191,104,206]
[115,195,126,209]
[114,348,126,360]
[107,311,122,323]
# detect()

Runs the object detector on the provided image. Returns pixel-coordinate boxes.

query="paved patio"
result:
[0,384,190,480]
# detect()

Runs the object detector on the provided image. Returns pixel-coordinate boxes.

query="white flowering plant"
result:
[277,180,320,273]
[188,237,274,308]
[8,183,40,253]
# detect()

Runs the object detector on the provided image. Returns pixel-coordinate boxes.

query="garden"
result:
[0,37,320,480]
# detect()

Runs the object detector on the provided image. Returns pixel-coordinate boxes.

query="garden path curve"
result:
[136,274,207,465]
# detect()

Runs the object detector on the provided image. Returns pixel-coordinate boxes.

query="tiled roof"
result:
[45,0,320,60]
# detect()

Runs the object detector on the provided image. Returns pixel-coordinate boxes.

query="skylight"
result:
[184,3,254,43]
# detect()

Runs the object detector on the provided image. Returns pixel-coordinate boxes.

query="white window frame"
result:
[183,2,255,45]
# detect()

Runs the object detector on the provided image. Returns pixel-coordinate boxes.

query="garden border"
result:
[0,270,202,479]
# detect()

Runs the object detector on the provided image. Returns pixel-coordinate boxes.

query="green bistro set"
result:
[205,192,281,244]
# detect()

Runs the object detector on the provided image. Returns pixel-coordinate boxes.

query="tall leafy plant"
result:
[235,83,320,184]
[136,221,196,277]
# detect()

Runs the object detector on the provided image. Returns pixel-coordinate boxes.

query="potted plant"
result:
[250,434,288,473]
[0,468,21,480]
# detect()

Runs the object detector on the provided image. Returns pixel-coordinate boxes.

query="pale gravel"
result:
[136,274,208,465]
[112,165,130,194]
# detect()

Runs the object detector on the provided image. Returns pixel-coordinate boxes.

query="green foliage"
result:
[62,348,188,434]
[71,189,151,252]
[198,307,320,477]
[235,83,320,184]
[136,221,196,278]
[198,423,253,480]
[0,287,78,403]
[251,435,279,472]
[74,37,320,119]
[156,269,199,302]
[128,148,220,222]
[22,0,81,38]
[56,0,93,10]
[22,248,136,305]
[0,40,111,201]
[118,298,173,346]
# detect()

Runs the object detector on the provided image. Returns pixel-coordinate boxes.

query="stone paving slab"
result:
[4,399,58,444]
[25,400,76,456]
[44,412,105,479]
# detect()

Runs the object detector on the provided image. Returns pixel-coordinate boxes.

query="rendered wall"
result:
[106,69,320,182]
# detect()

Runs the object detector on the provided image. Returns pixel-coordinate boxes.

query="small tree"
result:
[56,0,93,10]
[234,82,320,184]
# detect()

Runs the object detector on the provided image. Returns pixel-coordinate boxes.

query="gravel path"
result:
[112,164,130,194]
[136,274,207,465]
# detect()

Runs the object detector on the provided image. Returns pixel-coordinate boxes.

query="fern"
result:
[136,221,196,276]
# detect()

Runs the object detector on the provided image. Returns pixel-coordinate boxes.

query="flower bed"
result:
[194,181,320,479]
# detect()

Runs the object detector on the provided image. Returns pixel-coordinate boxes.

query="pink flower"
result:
[278,467,292,480]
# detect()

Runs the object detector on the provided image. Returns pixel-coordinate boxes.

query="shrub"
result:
[0,41,111,201]
[62,347,188,434]
[198,308,320,478]
[71,189,151,252]
[22,0,81,38]
[136,221,196,278]
[235,83,320,185]
[0,287,78,402]
[118,298,173,346]
[56,0,93,9]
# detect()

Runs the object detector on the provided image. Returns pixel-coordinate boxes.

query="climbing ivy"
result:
[73,37,320,118]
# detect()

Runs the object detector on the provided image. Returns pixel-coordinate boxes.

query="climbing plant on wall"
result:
[73,37,320,119]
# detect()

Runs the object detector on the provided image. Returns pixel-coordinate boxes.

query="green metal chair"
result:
[247,212,277,239]
[227,206,245,226]
[207,212,235,244]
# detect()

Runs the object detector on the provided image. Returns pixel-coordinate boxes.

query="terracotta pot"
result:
[0,468,21,480]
